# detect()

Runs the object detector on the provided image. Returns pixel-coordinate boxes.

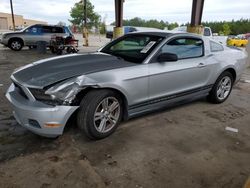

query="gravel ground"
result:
[0,35,250,188]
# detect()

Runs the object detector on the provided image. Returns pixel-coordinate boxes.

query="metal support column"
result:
[187,0,205,34]
[113,0,124,39]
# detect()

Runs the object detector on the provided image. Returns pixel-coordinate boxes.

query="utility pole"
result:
[83,0,89,46]
[10,0,16,31]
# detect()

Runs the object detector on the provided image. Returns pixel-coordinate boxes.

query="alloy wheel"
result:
[11,41,22,50]
[216,76,232,100]
[93,97,120,133]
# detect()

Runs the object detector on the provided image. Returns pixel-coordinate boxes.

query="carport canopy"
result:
[113,0,205,38]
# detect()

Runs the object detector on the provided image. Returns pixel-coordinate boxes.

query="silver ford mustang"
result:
[6,31,248,139]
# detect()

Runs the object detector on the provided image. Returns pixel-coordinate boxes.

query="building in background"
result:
[0,12,47,30]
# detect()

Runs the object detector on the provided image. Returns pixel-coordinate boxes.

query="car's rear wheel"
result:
[77,90,123,140]
[208,71,233,104]
[9,39,23,51]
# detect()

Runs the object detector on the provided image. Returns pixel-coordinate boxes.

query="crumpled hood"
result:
[12,53,136,88]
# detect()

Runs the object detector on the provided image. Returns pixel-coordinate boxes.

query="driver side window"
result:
[26,26,39,33]
[160,37,204,59]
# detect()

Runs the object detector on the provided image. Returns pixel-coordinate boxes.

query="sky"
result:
[0,0,249,25]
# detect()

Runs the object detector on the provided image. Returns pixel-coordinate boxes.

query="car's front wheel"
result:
[208,71,234,104]
[77,90,123,140]
[9,39,23,51]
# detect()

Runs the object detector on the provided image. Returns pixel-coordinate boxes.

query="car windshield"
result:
[20,25,31,32]
[101,34,164,63]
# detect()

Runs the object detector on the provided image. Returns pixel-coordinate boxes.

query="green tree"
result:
[218,31,224,36]
[112,17,171,30]
[201,19,250,35]
[112,17,250,35]
[69,0,100,29]
[222,23,231,35]
[99,22,106,34]
[167,22,179,30]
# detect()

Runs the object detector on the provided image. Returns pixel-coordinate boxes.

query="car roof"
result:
[126,30,202,39]
[126,31,178,37]
[32,24,65,28]
[129,26,162,31]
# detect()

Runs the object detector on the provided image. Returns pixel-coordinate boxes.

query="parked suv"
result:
[0,24,73,51]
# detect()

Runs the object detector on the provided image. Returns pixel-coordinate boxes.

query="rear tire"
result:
[207,71,233,104]
[77,90,123,140]
[9,38,23,51]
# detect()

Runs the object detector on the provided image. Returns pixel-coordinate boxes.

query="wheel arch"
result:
[223,68,237,82]
[8,37,24,46]
[208,67,236,104]
[73,86,129,120]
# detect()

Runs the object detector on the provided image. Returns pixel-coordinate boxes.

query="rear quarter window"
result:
[51,27,64,33]
[210,41,224,52]
[41,26,52,33]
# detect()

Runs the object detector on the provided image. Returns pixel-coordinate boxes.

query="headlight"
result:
[45,75,87,104]
[29,75,96,105]
[29,88,54,101]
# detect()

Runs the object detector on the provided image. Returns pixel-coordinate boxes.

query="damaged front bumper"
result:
[6,84,78,138]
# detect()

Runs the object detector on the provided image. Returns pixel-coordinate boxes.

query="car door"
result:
[23,25,42,45]
[41,25,53,43]
[148,36,212,100]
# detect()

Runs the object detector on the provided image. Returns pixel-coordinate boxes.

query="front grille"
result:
[14,83,28,99]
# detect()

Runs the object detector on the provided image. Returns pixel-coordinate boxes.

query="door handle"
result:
[197,63,206,68]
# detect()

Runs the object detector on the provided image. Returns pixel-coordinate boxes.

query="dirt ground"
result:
[0,35,250,188]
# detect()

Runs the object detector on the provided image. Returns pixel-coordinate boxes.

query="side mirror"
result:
[157,53,178,62]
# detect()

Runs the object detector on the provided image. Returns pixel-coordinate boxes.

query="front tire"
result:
[77,90,123,140]
[9,39,23,51]
[208,71,234,104]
